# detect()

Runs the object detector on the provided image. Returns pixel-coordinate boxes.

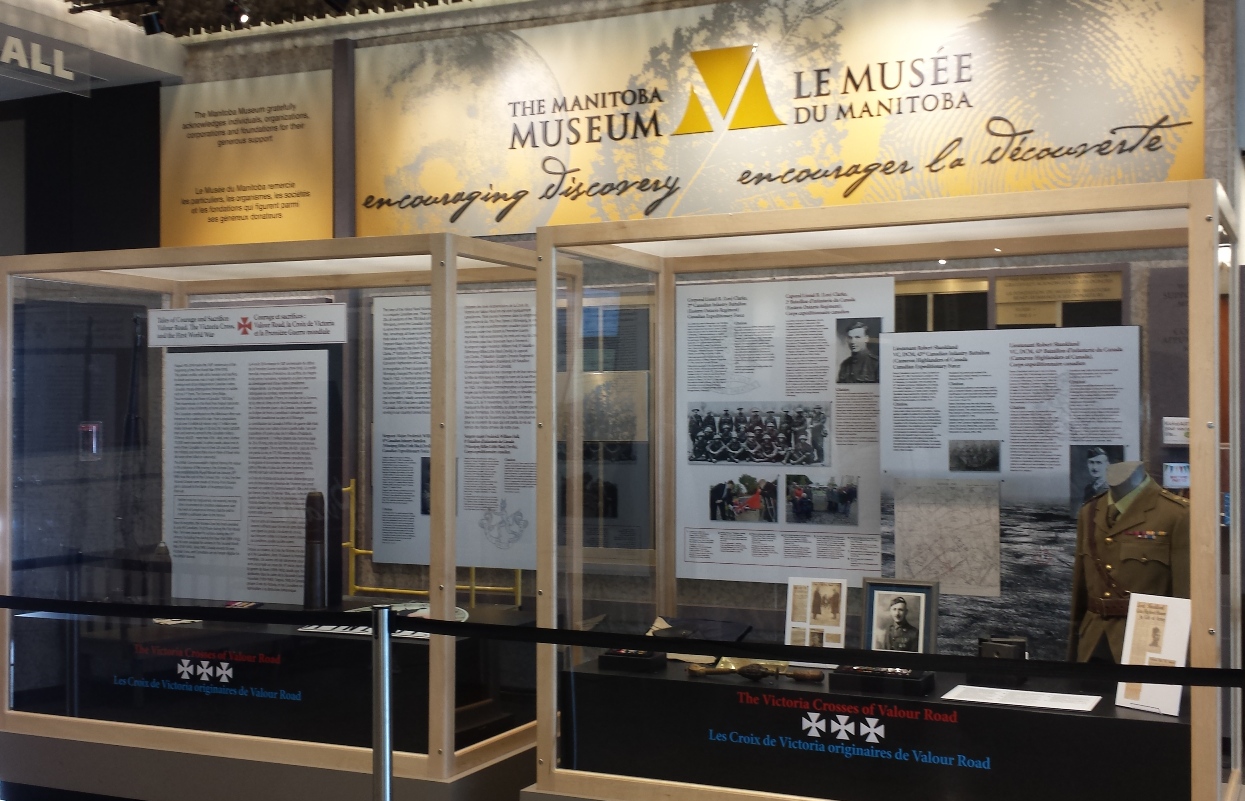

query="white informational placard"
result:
[675,277,893,584]
[1162,463,1191,489]
[785,576,847,665]
[942,685,1100,713]
[881,327,1141,509]
[149,304,347,347]
[1116,593,1191,717]
[164,349,329,604]
[371,292,537,569]
[1162,417,1191,446]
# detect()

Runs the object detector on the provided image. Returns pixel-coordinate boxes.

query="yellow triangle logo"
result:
[672,88,714,135]
[728,64,785,130]
[689,46,753,116]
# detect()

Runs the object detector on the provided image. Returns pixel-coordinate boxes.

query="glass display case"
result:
[0,234,538,792]
[534,180,1239,801]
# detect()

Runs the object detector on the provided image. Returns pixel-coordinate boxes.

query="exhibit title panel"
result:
[355,0,1204,236]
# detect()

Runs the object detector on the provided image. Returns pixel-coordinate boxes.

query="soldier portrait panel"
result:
[835,317,881,385]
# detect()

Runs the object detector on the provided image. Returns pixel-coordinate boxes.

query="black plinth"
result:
[560,661,1189,801]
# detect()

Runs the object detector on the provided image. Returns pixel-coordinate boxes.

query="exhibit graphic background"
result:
[161,72,334,246]
[372,292,538,571]
[355,0,1204,236]
[675,276,893,584]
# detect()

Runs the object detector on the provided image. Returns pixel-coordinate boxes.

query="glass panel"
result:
[553,236,1211,801]
[8,269,430,753]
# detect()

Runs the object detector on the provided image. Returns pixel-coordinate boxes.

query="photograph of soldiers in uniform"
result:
[1068,444,1125,514]
[687,402,827,465]
[836,318,881,384]
[863,579,939,653]
[708,474,779,523]
[948,439,1001,472]
[785,474,859,525]
[809,580,844,627]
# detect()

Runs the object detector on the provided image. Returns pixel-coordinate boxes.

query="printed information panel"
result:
[164,350,328,604]
[161,72,333,246]
[880,326,1141,511]
[675,277,892,584]
[372,292,537,569]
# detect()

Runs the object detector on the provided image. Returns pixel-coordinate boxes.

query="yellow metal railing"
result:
[340,479,522,607]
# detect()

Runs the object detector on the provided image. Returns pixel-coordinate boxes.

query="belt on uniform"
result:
[1089,597,1129,617]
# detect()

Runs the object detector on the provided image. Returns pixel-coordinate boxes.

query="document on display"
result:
[675,277,893,584]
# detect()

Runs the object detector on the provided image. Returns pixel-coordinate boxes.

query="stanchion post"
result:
[371,604,392,801]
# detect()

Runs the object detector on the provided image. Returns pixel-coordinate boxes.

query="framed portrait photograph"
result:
[862,578,939,654]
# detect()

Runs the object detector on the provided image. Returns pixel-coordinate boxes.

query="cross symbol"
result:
[237,317,253,334]
[801,712,826,738]
[196,661,214,681]
[861,717,885,743]
[830,715,855,741]
[176,659,194,679]
[215,662,233,683]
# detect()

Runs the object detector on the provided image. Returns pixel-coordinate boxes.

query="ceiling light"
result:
[224,1,251,25]
[993,247,1002,252]
[938,259,947,265]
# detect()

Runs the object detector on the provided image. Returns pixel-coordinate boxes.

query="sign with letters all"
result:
[355,0,1204,236]
[0,5,91,96]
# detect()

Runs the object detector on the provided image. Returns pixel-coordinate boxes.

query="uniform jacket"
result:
[1068,480,1189,662]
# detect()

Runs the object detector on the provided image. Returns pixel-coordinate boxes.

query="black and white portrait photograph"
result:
[708,474,779,523]
[835,318,881,384]
[687,402,827,465]
[863,578,939,654]
[1069,444,1125,513]
[785,474,859,526]
[948,439,1001,472]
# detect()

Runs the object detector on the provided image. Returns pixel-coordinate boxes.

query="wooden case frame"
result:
[0,233,543,794]
[535,180,1239,801]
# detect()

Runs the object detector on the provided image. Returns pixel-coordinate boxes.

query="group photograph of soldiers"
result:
[785,474,859,526]
[687,402,827,465]
[708,475,779,523]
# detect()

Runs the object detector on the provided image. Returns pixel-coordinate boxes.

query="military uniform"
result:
[882,620,919,651]
[837,350,880,383]
[1068,480,1190,662]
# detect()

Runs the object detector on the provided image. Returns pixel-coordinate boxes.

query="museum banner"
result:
[161,72,334,247]
[355,0,1204,236]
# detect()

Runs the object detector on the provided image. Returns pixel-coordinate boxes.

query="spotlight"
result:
[993,247,1002,252]
[224,1,251,25]
[938,259,947,265]
[140,9,163,34]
